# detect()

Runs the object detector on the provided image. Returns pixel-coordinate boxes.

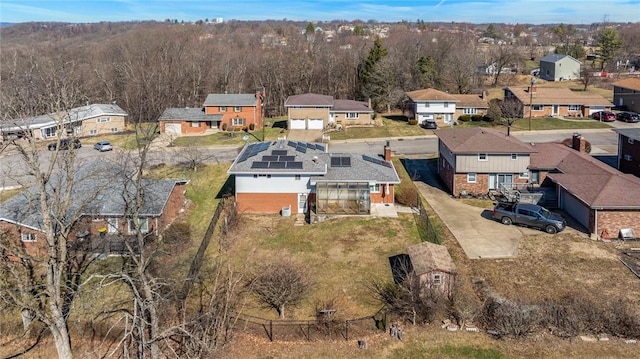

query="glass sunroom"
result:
[314,182,371,215]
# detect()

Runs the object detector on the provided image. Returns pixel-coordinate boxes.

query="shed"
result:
[407,242,457,297]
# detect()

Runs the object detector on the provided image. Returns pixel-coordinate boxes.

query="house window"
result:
[89,129,97,135]
[432,273,442,286]
[220,106,227,112]
[478,153,488,161]
[234,106,241,112]
[191,121,200,127]
[424,102,430,107]
[467,173,477,183]
[257,174,271,178]
[463,108,477,115]
[568,105,581,111]
[346,113,359,119]
[97,117,111,123]
[511,154,518,160]
[232,117,245,126]
[444,102,449,108]
[370,183,380,193]
[519,172,529,179]
[629,138,635,144]
[128,218,149,234]
[21,233,37,242]
[532,105,544,111]
[624,154,633,161]
[110,128,118,133]
[295,175,301,180]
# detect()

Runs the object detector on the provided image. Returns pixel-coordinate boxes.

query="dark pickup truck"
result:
[492,202,566,234]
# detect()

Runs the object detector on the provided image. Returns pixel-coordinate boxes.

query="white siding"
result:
[560,188,590,229]
[235,174,311,193]
[455,154,530,173]
[415,101,456,114]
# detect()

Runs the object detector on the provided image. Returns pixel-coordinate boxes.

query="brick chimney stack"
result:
[572,133,586,152]
[384,141,391,161]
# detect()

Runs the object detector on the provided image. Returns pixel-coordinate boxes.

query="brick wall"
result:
[597,210,640,239]
[370,184,394,204]
[618,135,640,178]
[236,192,299,213]
[438,157,455,194]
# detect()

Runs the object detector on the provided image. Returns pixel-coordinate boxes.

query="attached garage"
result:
[308,118,325,130]
[588,106,605,115]
[559,188,590,229]
[164,123,182,135]
[290,119,306,130]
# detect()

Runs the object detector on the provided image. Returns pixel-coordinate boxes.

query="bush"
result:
[458,115,471,122]
[221,123,228,131]
[471,115,484,122]
[482,115,494,122]
[395,184,418,207]
[408,119,418,125]
[249,123,255,131]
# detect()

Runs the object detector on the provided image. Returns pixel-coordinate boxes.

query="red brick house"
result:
[528,136,640,239]
[159,91,264,135]
[0,161,188,256]
[433,127,536,197]
[227,140,400,218]
[612,77,640,113]
[615,128,640,178]
[503,86,612,118]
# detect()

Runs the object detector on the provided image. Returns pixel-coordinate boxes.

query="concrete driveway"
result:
[403,158,539,259]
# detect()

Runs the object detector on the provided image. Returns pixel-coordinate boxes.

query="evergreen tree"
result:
[596,27,622,70]
[358,37,388,100]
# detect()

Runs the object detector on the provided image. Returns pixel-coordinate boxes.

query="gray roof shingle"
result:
[203,94,259,107]
[158,107,222,122]
[434,127,537,154]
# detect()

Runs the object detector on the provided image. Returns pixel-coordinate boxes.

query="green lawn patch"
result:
[328,115,426,140]
[171,117,288,147]
[454,117,611,131]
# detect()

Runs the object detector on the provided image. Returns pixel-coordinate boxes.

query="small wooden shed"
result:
[407,242,457,297]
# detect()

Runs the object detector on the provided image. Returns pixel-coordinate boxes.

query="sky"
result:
[0,0,639,25]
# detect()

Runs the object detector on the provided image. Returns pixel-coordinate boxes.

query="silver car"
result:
[94,141,113,152]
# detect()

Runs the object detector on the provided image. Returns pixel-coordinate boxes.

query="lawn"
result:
[328,114,427,141]
[171,118,288,147]
[454,116,611,132]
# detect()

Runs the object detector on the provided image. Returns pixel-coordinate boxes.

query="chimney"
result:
[572,133,586,152]
[368,98,372,109]
[384,141,391,161]
[481,90,486,100]
[528,86,537,94]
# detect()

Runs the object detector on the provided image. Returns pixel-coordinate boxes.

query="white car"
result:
[94,141,113,152]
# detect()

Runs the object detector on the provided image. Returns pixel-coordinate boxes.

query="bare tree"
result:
[248,259,314,319]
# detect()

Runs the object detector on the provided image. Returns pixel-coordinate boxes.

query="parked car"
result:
[492,202,566,234]
[591,111,616,122]
[94,141,113,152]
[421,119,437,129]
[616,112,640,123]
[48,138,81,151]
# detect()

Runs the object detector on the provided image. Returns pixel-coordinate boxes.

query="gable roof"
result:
[407,241,457,275]
[505,87,611,107]
[614,128,640,141]
[434,127,537,154]
[613,78,640,91]
[331,99,373,113]
[450,94,489,109]
[157,107,222,122]
[0,161,188,231]
[284,93,334,107]
[203,94,259,107]
[540,54,580,64]
[405,88,458,102]
[529,142,640,209]
[1,104,127,131]
[228,139,400,184]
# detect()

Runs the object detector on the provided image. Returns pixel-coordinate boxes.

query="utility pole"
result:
[528,77,536,131]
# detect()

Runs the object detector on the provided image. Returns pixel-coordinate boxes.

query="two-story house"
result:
[615,128,640,178]
[284,93,374,130]
[405,89,457,127]
[1,104,128,141]
[539,54,581,81]
[433,127,536,196]
[159,91,264,135]
[612,78,640,113]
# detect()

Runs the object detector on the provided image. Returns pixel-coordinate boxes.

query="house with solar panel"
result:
[227,139,400,218]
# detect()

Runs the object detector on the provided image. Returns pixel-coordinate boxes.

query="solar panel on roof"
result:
[268,162,286,169]
[272,150,288,156]
[296,145,307,153]
[307,143,316,150]
[286,161,303,169]
[288,141,296,147]
[363,155,392,168]
[330,156,351,167]
[262,155,279,161]
[280,155,295,162]
[316,144,325,151]
[251,161,269,168]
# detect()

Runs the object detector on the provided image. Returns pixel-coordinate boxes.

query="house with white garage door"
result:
[405,88,458,127]
[284,93,374,130]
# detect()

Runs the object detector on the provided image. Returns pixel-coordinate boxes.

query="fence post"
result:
[307,321,310,341]
[269,320,273,342]
[345,320,349,341]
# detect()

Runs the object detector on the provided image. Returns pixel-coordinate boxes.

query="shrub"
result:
[408,119,418,125]
[482,115,494,122]
[471,115,484,122]
[395,184,418,207]
[458,115,471,122]
[249,123,255,131]
[221,123,228,131]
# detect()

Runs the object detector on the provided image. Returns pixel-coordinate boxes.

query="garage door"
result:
[290,119,305,130]
[589,106,605,115]
[164,123,181,135]
[560,188,590,229]
[308,119,324,129]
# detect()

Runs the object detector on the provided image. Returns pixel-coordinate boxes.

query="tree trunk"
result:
[279,304,285,319]
[50,316,73,359]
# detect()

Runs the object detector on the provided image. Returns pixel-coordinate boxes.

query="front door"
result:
[497,174,513,191]
[552,105,559,115]
[298,193,308,214]
[107,217,118,233]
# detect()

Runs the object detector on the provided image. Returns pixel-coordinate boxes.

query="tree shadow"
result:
[215,175,235,199]
[385,115,409,123]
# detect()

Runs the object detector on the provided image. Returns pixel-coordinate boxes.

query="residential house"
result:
[0,104,128,141]
[227,139,400,217]
[612,77,640,113]
[159,91,264,135]
[529,135,640,238]
[539,54,581,81]
[450,93,489,120]
[615,128,640,178]
[503,86,611,118]
[433,127,536,196]
[284,93,374,130]
[405,89,458,127]
[406,241,457,297]
[0,161,188,256]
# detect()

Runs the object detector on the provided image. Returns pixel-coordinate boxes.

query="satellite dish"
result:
[243,135,249,141]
